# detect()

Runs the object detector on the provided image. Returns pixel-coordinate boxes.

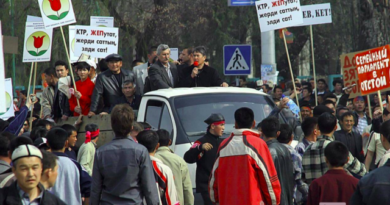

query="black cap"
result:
[33,137,47,149]
[105,54,122,62]
[204,113,225,125]
[313,105,334,117]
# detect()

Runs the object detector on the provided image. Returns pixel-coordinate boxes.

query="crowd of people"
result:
[1,43,390,205]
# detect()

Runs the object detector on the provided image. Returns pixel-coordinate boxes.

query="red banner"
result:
[354,45,390,95]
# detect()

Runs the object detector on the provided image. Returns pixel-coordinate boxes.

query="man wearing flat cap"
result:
[89,54,136,116]
[184,113,225,205]
[0,144,65,204]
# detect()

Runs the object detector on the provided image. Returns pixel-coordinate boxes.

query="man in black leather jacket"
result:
[260,116,294,205]
[88,54,135,115]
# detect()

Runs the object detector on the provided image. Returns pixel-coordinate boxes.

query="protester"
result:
[179,46,228,87]
[134,46,157,95]
[60,124,78,161]
[89,54,136,115]
[300,101,312,120]
[316,79,329,95]
[90,104,159,205]
[130,122,144,142]
[40,150,59,189]
[334,112,364,162]
[53,60,72,121]
[260,117,294,205]
[365,109,390,170]
[351,120,390,204]
[33,119,53,131]
[278,124,308,203]
[299,87,315,107]
[209,108,281,205]
[155,129,194,205]
[184,113,224,205]
[323,100,336,115]
[137,130,179,205]
[29,126,48,142]
[148,44,179,91]
[69,62,95,116]
[85,60,98,83]
[0,136,32,188]
[18,90,27,109]
[312,104,334,117]
[273,85,283,99]
[46,127,91,205]
[307,141,358,205]
[77,123,99,176]
[295,117,318,157]
[332,79,344,104]
[0,134,13,175]
[177,47,194,70]
[0,144,66,204]
[41,67,57,119]
[302,113,366,184]
[97,58,109,73]
[108,80,141,112]
[353,96,371,135]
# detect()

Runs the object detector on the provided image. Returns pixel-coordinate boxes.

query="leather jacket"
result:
[90,69,135,113]
[266,139,294,205]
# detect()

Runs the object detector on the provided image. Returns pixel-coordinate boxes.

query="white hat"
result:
[256,80,263,86]
[267,80,274,88]
[85,59,97,68]
[12,144,43,162]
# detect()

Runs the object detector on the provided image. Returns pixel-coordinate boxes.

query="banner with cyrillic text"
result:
[74,26,119,58]
[255,0,303,32]
[298,3,332,26]
[354,45,390,95]
[340,51,362,99]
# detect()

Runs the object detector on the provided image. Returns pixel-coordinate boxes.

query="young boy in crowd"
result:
[77,124,99,176]
[307,141,359,205]
[60,124,78,160]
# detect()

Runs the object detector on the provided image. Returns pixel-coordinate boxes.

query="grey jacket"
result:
[148,61,179,91]
[90,69,135,113]
[41,86,54,118]
[90,136,159,205]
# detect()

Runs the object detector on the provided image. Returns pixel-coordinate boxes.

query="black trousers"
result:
[201,191,214,205]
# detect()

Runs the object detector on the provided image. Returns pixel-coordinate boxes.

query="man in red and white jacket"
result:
[209,107,281,205]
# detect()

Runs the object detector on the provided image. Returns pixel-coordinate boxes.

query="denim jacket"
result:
[350,160,390,204]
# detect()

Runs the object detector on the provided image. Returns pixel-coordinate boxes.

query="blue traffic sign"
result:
[228,0,256,6]
[224,45,252,76]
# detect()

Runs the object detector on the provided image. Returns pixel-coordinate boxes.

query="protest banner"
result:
[74,26,119,58]
[90,16,114,27]
[255,0,303,32]
[0,21,7,113]
[340,51,363,99]
[69,26,78,62]
[299,3,332,26]
[37,0,76,29]
[261,64,278,83]
[170,48,179,61]
[22,21,53,62]
[354,45,390,111]
[0,79,15,120]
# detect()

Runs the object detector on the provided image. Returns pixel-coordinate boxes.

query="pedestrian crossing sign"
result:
[224,45,252,76]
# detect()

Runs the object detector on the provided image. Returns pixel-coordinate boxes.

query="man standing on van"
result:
[184,113,225,205]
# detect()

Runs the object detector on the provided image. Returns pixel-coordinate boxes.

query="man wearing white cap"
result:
[0,144,65,204]
[85,59,98,83]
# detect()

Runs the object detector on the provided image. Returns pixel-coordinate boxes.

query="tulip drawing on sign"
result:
[33,36,45,54]
[48,0,61,17]
[43,0,70,20]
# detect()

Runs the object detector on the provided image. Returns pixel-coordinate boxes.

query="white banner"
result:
[255,0,303,32]
[74,26,119,58]
[170,48,179,61]
[90,16,114,27]
[0,78,14,120]
[37,0,77,29]
[298,3,332,26]
[69,26,78,62]
[0,21,7,113]
[22,21,53,62]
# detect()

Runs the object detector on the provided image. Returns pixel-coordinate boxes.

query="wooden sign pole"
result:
[310,25,318,106]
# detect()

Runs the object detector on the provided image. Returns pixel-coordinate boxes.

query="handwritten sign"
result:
[298,3,332,26]
[255,0,303,32]
[340,51,363,99]
[74,26,119,58]
[37,0,76,29]
[22,21,53,62]
[354,45,390,95]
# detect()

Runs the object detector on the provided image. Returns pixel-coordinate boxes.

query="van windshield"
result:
[174,93,274,138]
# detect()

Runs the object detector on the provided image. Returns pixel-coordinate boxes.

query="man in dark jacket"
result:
[108,80,141,112]
[148,44,179,91]
[184,113,225,205]
[350,120,390,205]
[89,54,136,115]
[0,144,65,205]
[260,116,294,205]
[52,60,72,121]
[334,111,364,162]
[179,46,228,87]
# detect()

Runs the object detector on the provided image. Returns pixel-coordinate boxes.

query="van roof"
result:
[144,87,269,98]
